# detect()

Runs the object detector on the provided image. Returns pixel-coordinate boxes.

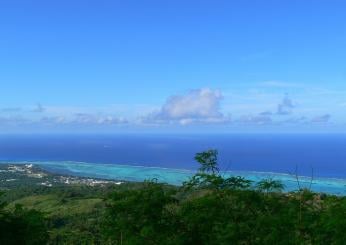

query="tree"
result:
[102,181,179,244]
[256,178,285,194]
[222,176,252,190]
[195,149,219,174]
[0,195,48,245]
[183,149,222,190]
[184,150,253,191]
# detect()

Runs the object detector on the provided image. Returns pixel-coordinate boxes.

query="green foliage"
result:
[222,176,253,190]
[195,149,219,174]
[2,153,346,244]
[102,182,346,244]
[183,173,224,190]
[103,181,179,244]
[100,150,346,244]
[183,174,253,191]
[184,150,253,191]
[0,200,48,245]
[256,178,285,194]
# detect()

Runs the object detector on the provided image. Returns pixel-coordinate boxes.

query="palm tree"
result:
[256,178,285,194]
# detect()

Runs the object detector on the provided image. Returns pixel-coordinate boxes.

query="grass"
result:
[7,194,104,217]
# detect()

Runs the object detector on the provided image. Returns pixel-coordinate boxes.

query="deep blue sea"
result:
[1,134,346,195]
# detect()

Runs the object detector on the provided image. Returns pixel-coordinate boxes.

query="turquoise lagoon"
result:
[2,161,346,196]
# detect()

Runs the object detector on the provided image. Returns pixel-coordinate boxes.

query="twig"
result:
[308,166,314,191]
[294,165,301,191]
[221,160,233,178]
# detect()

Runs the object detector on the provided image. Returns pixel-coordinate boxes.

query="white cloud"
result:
[71,113,128,125]
[32,103,45,113]
[142,88,230,125]
[40,113,128,126]
[311,114,331,123]
[259,111,273,116]
[236,115,272,124]
[1,107,22,112]
[0,116,30,125]
[41,116,67,124]
[282,116,307,124]
[277,94,295,115]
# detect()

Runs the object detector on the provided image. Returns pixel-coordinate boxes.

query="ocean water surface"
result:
[1,134,346,195]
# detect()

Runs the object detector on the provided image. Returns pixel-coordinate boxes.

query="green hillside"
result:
[1,151,346,244]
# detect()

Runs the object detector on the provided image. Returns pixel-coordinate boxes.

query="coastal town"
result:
[0,163,122,189]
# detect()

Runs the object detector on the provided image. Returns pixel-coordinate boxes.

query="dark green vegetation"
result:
[1,151,346,244]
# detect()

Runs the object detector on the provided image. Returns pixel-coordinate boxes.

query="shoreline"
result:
[0,163,124,189]
[1,161,346,196]
[0,161,346,185]
[2,160,346,183]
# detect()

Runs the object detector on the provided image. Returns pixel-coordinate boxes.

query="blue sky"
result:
[1,0,346,133]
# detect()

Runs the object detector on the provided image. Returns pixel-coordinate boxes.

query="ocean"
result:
[1,133,346,195]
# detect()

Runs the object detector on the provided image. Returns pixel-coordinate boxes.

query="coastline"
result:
[0,163,124,189]
[1,161,346,196]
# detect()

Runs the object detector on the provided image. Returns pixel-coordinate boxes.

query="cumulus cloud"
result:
[40,116,67,124]
[277,94,295,115]
[283,116,307,124]
[142,88,230,125]
[259,111,273,116]
[311,114,331,123]
[73,113,128,125]
[0,116,30,125]
[236,115,272,124]
[252,95,296,117]
[1,107,22,112]
[32,103,46,113]
[40,113,128,126]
